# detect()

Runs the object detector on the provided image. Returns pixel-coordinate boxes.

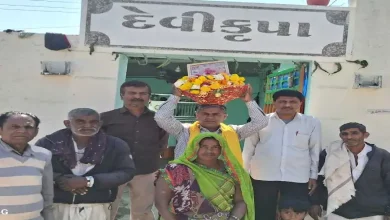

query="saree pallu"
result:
[160,163,235,220]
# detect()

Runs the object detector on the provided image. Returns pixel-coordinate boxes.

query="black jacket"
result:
[36,131,136,204]
[311,143,390,218]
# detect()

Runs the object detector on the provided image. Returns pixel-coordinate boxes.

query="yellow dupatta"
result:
[188,121,243,166]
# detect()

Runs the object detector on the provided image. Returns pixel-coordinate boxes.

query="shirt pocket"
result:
[293,132,310,150]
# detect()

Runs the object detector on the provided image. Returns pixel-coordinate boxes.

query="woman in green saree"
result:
[155,133,254,220]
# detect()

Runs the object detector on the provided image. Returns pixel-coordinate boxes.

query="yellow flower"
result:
[206,75,214,80]
[179,82,192,91]
[193,79,202,85]
[215,92,222,97]
[190,90,200,94]
[181,76,188,80]
[200,86,211,92]
[222,73,230,80]
[198,76,207,82]
[239,77,245,82]
[210,82,221,90]
[230,74,239,81]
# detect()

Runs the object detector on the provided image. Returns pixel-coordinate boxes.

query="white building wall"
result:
[308,0,390,149]
[0,33,120,140]
[0,0,389,150]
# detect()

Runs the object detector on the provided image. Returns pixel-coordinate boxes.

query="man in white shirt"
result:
[310,122,390,220]
[243,89,321,220]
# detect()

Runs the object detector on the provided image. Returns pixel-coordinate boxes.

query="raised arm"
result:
[232,101,268,140]
[154,92,185,137]
[242,132,259,172]
[229,86,268,140]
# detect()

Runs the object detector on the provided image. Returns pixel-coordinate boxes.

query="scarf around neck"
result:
[48,129,107,169]
[323,141,356,216]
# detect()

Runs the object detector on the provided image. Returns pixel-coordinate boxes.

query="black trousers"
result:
[252,179,309,220]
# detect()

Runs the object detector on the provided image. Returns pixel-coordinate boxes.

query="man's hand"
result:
[308,178,317,195]
[172,86,182,97]
[73,188,88,195]
[57,176,88,192]
[308,205,322,220]
[240,85,252,102]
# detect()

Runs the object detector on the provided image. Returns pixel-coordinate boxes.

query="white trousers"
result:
[327,213,384,220]
[54,203,110,220]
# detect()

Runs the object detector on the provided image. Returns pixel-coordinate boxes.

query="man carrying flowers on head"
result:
[154,69,268,165]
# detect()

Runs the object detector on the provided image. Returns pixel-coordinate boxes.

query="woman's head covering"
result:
[171,132,254,220]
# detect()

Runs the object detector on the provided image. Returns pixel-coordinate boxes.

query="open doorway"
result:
[125,56,309,124]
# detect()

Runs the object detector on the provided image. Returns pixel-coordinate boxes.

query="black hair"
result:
[199,137,218,144]
[340,122,367,133]
[196,104,227,113]
[120,80,151,95]
[0,111,41,128]
[273,89,304,102]
[278,196,310,214]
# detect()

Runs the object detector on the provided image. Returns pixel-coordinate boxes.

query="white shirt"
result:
[347,144,372,182]
[243,113,322,183]
[71,140,95,176]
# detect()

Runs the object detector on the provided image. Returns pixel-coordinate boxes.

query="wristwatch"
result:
[85,176,94,188]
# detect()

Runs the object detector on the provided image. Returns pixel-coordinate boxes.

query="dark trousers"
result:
[252,179,309,220]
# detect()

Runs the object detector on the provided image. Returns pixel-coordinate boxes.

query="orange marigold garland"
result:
[174,73,248,105]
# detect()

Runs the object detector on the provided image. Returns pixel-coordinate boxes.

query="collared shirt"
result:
[346,144,372,182]
[0,139,54,220]
[154,95,268,158]
[243,112,322,183]
[101,107,168,175]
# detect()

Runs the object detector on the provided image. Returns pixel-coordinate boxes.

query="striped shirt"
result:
[0,140,54,220]
[155,95,268,158]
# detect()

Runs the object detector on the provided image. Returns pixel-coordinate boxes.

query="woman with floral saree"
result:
[155,132,254,220]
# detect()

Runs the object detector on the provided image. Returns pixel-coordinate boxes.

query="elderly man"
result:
[0,111,54,220]
[101,80,168,220]
[35,108,135,220]
[154,85,268,164]
[243,89,322,220]
[310,122,390,220]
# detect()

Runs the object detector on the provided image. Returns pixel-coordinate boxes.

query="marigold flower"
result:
[190,90,200,94]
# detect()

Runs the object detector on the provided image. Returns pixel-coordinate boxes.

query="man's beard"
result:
[71,127,99,137]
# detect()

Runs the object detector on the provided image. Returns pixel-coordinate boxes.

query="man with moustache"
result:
[0,111,54,220]
[310,122,390,220]
[101,81,168,220]
[155,85,268,164]
[35,108,135,220]
[243,89,322,220]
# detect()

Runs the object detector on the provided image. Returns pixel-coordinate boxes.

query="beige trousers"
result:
[327,213,384,220]
[54,203,110,220]
[110,172,156,220]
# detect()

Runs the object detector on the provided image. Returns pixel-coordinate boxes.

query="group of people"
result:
[0,80,389,220]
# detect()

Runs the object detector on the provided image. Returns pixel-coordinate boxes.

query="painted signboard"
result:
[83,0,349,57]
